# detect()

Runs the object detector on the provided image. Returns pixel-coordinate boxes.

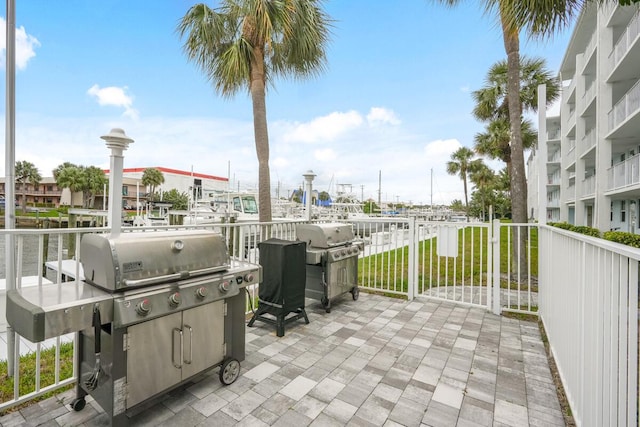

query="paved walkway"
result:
[0,293,565,426]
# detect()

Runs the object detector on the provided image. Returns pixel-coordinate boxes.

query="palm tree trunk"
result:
[501,14,528,275]
[463,173,469,222]
[250,46,272,223]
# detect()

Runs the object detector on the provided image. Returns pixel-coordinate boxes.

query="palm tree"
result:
[55,165,85,207]
[507,1,638,41]
[52,162,78,181]
[178,0,331,223]
[83,166,108,208]
[474,117,537,172]
[469,161,496,221]
[446,147,478,221]
[15,161,42,213]
[141,167,165,200]
[433,0,528,230]
[472,56,560,123]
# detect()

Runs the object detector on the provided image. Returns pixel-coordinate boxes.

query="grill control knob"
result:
[169,292,181,307]
[244,273,254,283]
[136,299,151,316]
[219,281,230,293]
[196,286,208,299]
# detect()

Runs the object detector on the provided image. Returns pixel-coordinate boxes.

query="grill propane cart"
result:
[6,229,261,426]
[295,223,362,312]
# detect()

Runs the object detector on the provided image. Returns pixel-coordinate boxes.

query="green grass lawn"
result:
[359,224,538,295]
[0,343,75,412]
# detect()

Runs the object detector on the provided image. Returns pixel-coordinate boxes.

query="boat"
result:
[129,202,171,227]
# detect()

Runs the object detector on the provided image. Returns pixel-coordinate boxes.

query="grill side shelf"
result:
[6,282,114,342]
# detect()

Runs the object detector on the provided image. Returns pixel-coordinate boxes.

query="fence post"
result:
[492,219,501,315]
[407,216,416,301]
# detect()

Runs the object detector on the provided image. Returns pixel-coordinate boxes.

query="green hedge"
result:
[602,231,640,248]
[549,222,640,248]
[548,222,601,237]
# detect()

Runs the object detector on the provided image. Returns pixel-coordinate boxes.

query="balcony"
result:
[548,150,561,163]
[547,129,561,141]
[580,128,597,157]
[582,175,596,197]
[608,8,640,81]
[607,154,640,191]
[607,78,640,138]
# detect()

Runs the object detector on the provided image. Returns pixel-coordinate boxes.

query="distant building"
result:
[528,2,640,232]
[0,167,229,209]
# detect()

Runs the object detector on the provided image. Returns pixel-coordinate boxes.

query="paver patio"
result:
[0,292,565,426]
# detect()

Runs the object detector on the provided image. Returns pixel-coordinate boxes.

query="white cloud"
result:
[282,110,363,143]
[366,107,400,126]
[424,139,462,158]
[87,84,139,120]
[0,18,40,70]
[314,148,337,162]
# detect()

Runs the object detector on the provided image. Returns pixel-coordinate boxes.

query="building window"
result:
[621,201,626,222]
[122,186,128,196]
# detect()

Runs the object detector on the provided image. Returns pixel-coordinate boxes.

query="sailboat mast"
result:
[378,170,381,208]
[430,168,433,208]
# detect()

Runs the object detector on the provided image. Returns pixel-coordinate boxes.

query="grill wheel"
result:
[219,358,241,385]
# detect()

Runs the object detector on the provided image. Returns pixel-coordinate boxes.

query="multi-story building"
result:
[531,2,640,232]
[0,167,228,210]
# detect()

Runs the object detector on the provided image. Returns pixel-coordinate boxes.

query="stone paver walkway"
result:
[0,293,565,426]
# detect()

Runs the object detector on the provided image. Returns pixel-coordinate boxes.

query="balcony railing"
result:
[582,79,596,107]
[607,153,640,191]
[608,78,640,132]
[584,31,597,61]
[548,150,561,163]
[582,175,596,197]
[610,8,640,71]
[547,129,561,140]
[581,128,597,155]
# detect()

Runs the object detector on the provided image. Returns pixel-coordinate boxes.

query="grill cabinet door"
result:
[181,301,225,379]
[126,311,182,408]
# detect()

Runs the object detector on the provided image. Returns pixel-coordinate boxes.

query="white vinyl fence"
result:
[538,224,639,427]
[1,219,637,427]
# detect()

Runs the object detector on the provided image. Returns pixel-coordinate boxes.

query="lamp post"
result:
[302,170,316,222]
[101,128,134,237]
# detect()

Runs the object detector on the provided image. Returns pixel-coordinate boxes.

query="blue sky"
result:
[0,0,573,205]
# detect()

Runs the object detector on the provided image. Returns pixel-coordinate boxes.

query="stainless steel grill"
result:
[6,229,261,426]
[296,223,362,312]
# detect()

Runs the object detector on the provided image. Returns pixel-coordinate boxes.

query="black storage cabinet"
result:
[247,238,309,336]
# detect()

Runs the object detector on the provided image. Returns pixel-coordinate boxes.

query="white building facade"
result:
[531,2,640,233]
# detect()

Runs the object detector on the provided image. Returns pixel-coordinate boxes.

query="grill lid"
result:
[80,229,230,290]
[296,223,355,248]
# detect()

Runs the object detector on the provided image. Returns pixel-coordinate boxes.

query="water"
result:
[0,233,71,281]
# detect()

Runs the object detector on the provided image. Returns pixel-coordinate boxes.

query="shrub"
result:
[602,231,640,248]
[548,222,600,237]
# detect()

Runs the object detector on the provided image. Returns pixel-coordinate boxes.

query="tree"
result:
[472,56,560,123]
[178,0,331,223]
[446,147,479,221]
[55,164,85,207]
[450,199,465,212]
[474,118,537,173]
[162,189,190,211]
[141,168,165,199]
[54,164,107,208]
[83,166,107,209]
[15,161,42,213]
[507,1,639,41]
[52,162,78,181]
[469,161,496,221]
